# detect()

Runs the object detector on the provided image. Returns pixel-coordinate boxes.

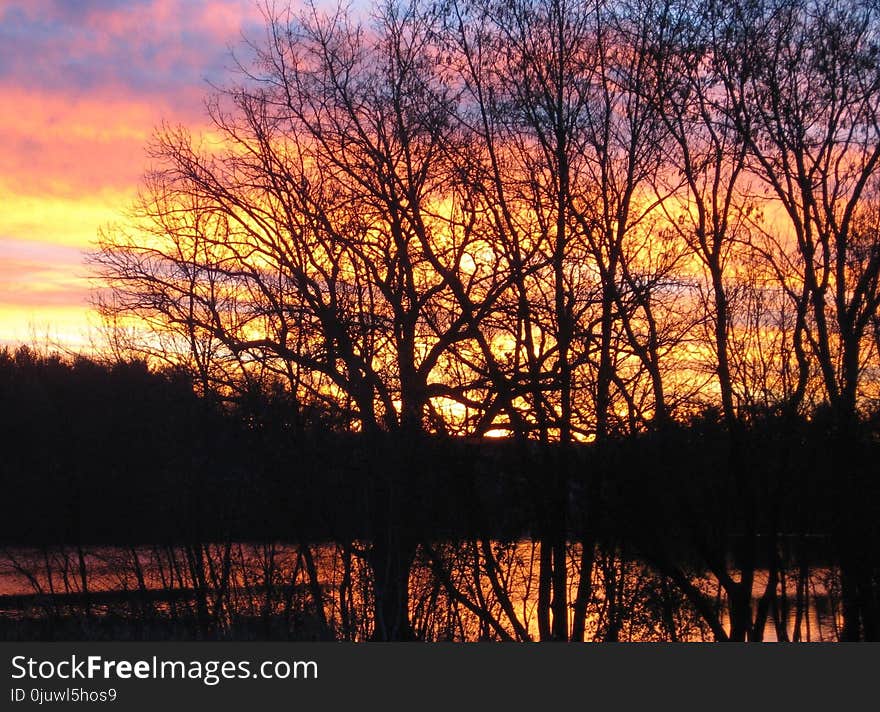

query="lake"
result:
[0,540,842,641]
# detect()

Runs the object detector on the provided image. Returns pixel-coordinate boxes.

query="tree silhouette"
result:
[83,0,880,640]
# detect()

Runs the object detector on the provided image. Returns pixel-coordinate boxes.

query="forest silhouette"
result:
[2,0,880,641]
[0,346,867,641]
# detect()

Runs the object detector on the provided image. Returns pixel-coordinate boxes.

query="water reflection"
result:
[0,541,842,641]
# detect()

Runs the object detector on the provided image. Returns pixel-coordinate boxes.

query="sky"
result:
[0,0,268,350]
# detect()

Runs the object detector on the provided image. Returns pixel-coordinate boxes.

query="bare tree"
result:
[90,0,880,641]
[710,0,880,640]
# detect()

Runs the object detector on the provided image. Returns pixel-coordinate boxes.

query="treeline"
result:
[84,0,880,639]
[0,346,530,543]
[1,345,861,542]
[2,347,878,641]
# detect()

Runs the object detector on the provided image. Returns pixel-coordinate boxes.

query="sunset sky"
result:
[0,0,272,349]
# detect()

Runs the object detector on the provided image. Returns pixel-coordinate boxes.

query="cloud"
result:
[0,1,268,198]
[0,1,265,348]
[0,238,91,311]
[0,0,263,98]
[0,86,213,198]
[0,182,135,249]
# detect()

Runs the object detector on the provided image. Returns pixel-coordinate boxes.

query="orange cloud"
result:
[0,0,267,349]
[0,85,205,197]
[0,241,96,350]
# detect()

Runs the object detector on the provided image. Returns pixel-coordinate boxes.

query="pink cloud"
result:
[0,83,210,197]
[0,1,296,347]
[0,240,90,310]
[0,0,264,98]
